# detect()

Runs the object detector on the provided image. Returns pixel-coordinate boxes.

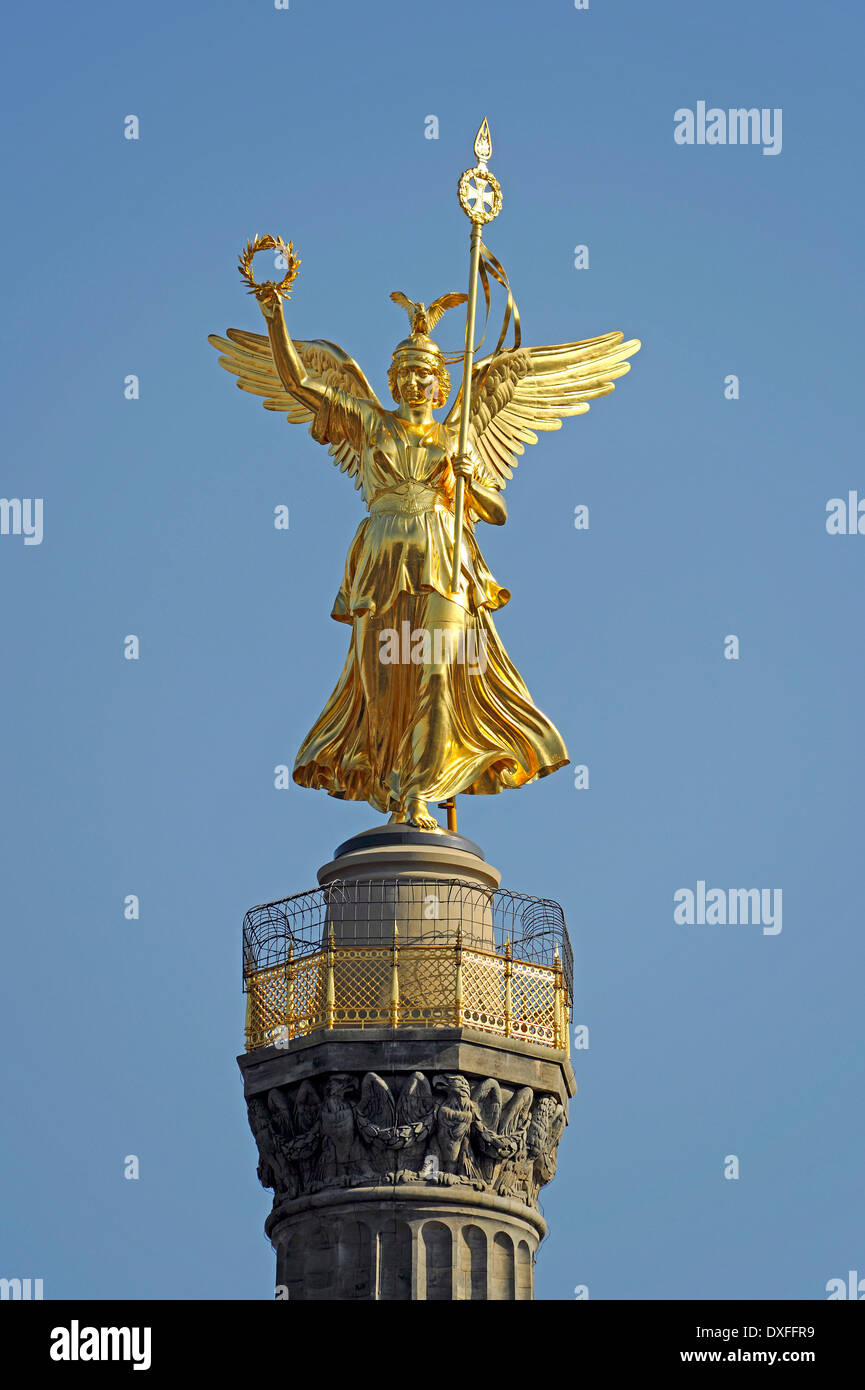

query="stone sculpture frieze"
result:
[246,1069,566,1210]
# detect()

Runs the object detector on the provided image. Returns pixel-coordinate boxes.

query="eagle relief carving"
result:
[246,1070,566,1209]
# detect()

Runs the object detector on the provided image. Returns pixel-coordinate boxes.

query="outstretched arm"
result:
[256,288,325,415]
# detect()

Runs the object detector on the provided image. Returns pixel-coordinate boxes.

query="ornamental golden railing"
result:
[244,928,570,1053]
[243,878,572,1054]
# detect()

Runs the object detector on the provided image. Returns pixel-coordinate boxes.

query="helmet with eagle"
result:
[387,291,467,407]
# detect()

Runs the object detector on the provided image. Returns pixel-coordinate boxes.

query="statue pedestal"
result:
[239,828,575,1301]
[317,825,500,950]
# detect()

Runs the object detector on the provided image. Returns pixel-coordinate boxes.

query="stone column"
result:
[239,827,576,1301]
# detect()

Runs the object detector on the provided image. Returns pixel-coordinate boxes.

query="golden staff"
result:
[450,119,503,595]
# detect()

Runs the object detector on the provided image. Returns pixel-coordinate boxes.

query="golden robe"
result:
[293,387,569,812]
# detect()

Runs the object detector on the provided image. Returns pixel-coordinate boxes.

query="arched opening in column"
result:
[422,1221,453,1301]
[338,1220,374,1300]
[516,1239,533,1300]
[490,1231,515,1300]
[378,1220,412,1301]
[275,1233,305,1302]
[462,1224,487,1300]
[303,1222,336,1299]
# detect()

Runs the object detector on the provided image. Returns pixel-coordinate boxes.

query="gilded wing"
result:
[208,327,381,490]
[445,332,641,491]
[389,291,468,336]
[425,292,469,332]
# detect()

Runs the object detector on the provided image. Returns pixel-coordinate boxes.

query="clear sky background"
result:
[1,0,863,1301]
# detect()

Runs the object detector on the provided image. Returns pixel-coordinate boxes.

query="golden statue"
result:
[210,122,639,832]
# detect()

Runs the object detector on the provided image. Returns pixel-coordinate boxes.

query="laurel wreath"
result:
[237,234,300,302]
[457,166,503,225]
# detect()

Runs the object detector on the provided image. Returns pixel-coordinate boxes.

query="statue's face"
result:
[397,361,440,409]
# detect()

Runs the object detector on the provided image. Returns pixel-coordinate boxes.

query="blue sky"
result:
[1,0,863,1299]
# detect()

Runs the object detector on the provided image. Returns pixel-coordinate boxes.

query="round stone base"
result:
[317,822,501,950]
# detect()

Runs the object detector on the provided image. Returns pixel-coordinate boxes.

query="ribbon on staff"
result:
[442,243,521,396]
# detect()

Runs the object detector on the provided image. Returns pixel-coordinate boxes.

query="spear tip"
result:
[474,118,492,165]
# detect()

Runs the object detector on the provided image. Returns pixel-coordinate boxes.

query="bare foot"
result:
[406,797,441,832]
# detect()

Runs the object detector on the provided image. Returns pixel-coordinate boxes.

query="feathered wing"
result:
[396,1072,433,1126]
[444,331,641,491]
[208,327,381,490]
[389,291,415,318]
[357,1072,395,1131]
[389,290,468,334]
[471,1077,502,1133]
[425,292,469,331]
[500,1086,534,1136]
[293,1080,321,1133]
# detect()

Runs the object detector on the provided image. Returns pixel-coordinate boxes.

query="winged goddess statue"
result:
[209,124,639,832]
